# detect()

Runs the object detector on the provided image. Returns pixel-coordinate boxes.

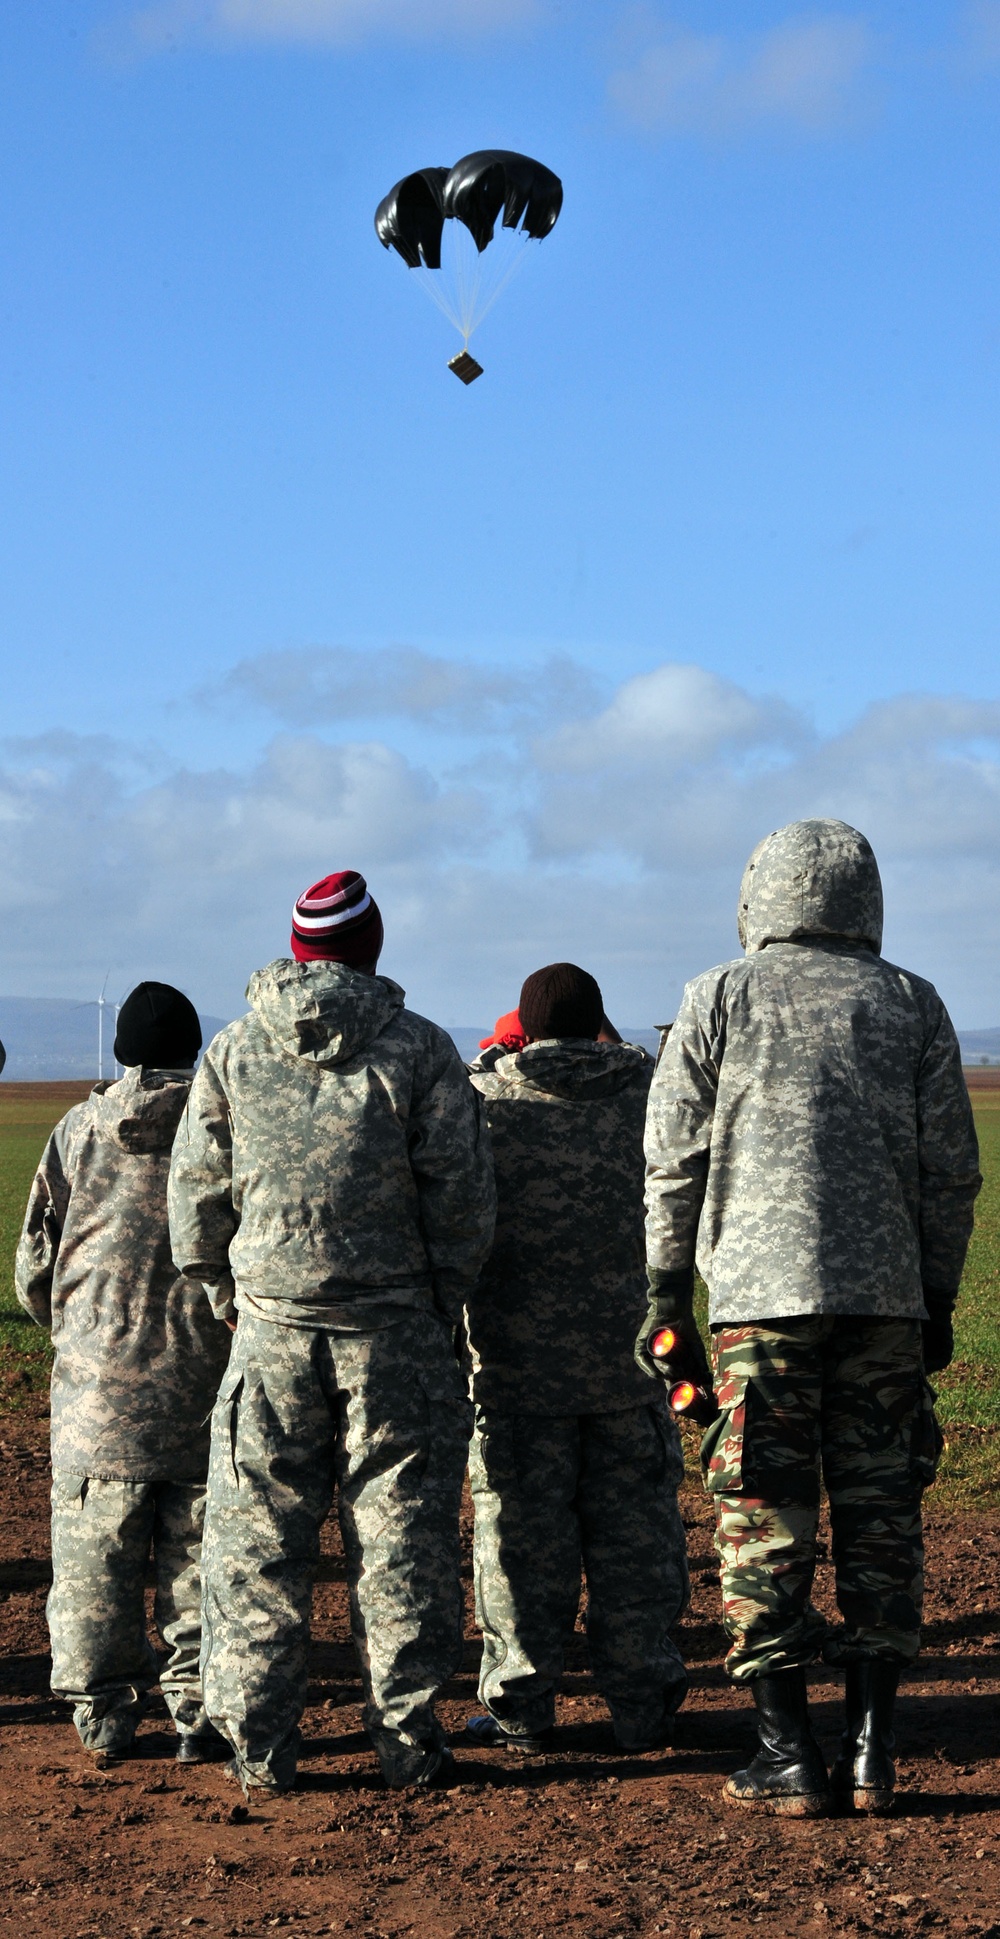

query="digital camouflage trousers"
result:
[201,1308,473,1790]
[701,1316,941,1682]
[469,1401,690,1744]
[48,1472,211,1751]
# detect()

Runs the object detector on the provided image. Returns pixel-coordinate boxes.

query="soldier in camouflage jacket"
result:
[638,820,981,1816]
[465,962,689,1756]
[168,871,496,1794]
[15,983,232,1765]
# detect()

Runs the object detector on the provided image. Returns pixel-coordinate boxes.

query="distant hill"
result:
[452,1025,997,1064]
[0,996,231,1081]
[4,998,994,1078]
[960,1029,1000,1064]
[447,1027,663,1062]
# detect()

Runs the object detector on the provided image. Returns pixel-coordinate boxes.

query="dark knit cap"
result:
[518,963,603,1042]
[290,870,384,967]
[114,982,202,1069]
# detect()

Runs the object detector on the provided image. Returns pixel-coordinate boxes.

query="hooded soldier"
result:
[637,819,981,1817]
[15,982,232,1767]
[464,963,689,1757]
[167,871,496,1795]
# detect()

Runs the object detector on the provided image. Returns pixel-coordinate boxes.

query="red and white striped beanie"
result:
[290,871,384,967]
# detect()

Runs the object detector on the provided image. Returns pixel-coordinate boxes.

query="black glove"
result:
[922,1286,956,1375]
[634,1267,712,1392]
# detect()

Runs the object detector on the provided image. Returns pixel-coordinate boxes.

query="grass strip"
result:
[2,1082,999,1503]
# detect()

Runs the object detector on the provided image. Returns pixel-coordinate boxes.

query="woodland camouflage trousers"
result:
[469,1402,689,1743]
[48,1473,211,1750]
[701,1317,941,1682]
[201,1309,472,1790]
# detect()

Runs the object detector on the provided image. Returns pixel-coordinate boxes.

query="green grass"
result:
[931,1092,1000,1506]
[0,1089,90,1406]
[936,1093,1000,1421]
[2,1081,1000,1504]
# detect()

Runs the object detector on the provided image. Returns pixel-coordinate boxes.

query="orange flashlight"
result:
[646,1326,718,1424]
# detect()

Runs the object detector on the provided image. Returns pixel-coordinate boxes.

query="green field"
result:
[2,1082,998,1506]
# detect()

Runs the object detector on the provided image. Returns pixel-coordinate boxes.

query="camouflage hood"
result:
[246,958,406,1067]
[738,818,883,955]
[475,1038,648,1101]
[90,1068,191,1155]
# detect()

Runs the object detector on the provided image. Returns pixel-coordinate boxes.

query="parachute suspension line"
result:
[463,229,535,336]
[411,226,535,347]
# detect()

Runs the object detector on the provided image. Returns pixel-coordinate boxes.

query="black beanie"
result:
[113,982,202,1070]
[517,963,603,1042]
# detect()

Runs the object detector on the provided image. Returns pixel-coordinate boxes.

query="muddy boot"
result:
[723,1668,830,1817]
[372,1727,458,1791]
[224,1758,295,1799]
[78,1713,137,1769]
[176,1723,231,1764]
[465,1715,552,1755]
[830,1660,899,1816]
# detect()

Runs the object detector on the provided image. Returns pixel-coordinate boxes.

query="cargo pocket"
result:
[51,1472,88,1510]
[700,1382,747,1496]
[214,1365,245,1487]
[911,1374,944,1491]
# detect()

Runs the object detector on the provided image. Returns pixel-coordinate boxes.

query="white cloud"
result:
[116,0,538,56]
[2,665,1000,1029]
[0,731,486,1010]
[538,663,801,771]
[213,644,599,735]
[609,12,874,137]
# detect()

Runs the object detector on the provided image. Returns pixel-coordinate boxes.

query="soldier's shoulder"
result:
[54,1090,104,1145]
[391,1007,468,1074]
[62,1090,101,1128]
[872,957,954,1039]
[200,1012,259,1064]
[465,1044,508,1096]
[679,958,748,1007]
[875,956,942,1004]
[618,1043,654,1081]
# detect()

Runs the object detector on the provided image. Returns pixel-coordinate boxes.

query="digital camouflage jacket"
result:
[644,819,982,1324]
[167,959,496,1329]
[467,1038,656,1413]
[15,1069,232,1479]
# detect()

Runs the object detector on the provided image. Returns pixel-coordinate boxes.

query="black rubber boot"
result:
[830,1660,899,1815]
[375,1733,458,1790]
[465,1715,552,1755]
[723,1668,830,1817]
[176,1725,231,1764]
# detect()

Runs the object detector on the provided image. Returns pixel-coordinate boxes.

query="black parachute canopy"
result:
[375,167,449,269]
[443,151,563,252]
[375,150,562,267]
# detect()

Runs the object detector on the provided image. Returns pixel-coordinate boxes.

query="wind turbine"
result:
[72,973,125,1080]
[97,973,111,1082]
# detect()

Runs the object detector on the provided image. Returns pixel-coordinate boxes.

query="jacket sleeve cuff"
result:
[921,1284,957,1324]
[646,1265,695,1318]
[199,1274,237,1323]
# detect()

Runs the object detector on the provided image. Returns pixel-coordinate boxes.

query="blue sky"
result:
[2,0,1000,1028]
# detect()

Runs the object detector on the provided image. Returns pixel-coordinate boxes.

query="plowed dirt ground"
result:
[1,1400,998,1939]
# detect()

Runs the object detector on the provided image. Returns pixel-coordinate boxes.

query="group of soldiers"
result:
[10,815,981,1819]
